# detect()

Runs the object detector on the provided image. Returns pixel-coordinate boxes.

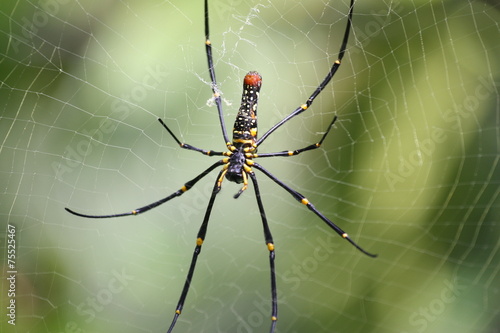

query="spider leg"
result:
[65,160,225,219]
[158,118,226,157]
[248,172,278,333]
[255,116,338,158]
[204,0,231,146]
[167,170,224,333]
[256,0,355,146]
[252,162,377,258]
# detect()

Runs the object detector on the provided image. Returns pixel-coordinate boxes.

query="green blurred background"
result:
[1,0,498,332]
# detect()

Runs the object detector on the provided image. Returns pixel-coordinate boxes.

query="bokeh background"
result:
[1,0,499,332]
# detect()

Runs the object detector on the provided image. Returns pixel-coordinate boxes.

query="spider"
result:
[65,0,376,332]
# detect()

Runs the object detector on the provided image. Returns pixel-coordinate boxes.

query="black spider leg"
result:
[255,116,338,159]
[252,162,376,258]
[166,169,224,333]
[158,118,226,157]
[256,0,355,146]
[65,160,225,218]
[248,172,278,333]
[204,0,231,146]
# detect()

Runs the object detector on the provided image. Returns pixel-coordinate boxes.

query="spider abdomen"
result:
[232,71,262,148]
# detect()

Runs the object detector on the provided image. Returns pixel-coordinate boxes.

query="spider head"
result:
[225,150,246,184]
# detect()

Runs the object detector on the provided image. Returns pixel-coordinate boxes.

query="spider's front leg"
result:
[166,170,225,333]
[253,162,377,258]
[249,172,278,333]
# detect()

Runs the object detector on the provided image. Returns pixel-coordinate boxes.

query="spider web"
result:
[1,0,499,332]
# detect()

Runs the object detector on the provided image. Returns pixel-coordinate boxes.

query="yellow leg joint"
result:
[197,237,204,246]
[267,243,275,251]
[301,198,309,205]
[342,233,348,239]
[218,169,228,188]
[175,309,181,315]
[271,316,277,321]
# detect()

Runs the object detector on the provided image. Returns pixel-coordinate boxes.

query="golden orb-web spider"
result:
[65,0,376,331]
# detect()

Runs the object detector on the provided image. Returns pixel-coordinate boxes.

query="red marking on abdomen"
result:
[244,71,262,87]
